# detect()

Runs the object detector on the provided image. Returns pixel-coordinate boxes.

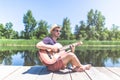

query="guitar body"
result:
[38,43,63,66]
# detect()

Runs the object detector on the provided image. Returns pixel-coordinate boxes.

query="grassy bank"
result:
[0,39,39,46]
[59,40,120,45]
[0,39,120,46]
[0,39,120,51]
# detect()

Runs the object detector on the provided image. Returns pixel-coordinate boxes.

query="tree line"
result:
[0,9,120,40]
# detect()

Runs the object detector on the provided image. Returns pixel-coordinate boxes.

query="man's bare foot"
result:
[71,64,91,72]
[81,64,91,70]
[72,66,85,72]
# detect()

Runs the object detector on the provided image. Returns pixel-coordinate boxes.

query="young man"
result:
[36,24,91,72]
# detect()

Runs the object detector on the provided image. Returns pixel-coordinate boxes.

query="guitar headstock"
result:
[72,41,83,47]
[78,41,83,45]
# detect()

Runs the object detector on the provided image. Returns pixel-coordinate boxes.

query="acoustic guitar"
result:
[38,41,83,66]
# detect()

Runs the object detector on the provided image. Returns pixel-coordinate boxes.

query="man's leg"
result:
[61,52,91,72]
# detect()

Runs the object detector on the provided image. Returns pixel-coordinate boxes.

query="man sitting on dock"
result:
[36,24,91,72]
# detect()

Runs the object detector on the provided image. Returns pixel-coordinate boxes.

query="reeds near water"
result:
[0,39,120,46]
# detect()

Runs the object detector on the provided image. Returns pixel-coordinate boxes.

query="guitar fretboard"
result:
[59,42,81,51]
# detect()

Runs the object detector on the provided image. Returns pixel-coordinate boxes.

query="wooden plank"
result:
[4,66,44,80]
[96,67,120,80]
[70,71,91,80]
[0,66,21,80]
[52,69,71,80]
[1,66,120,80]
[107,67,120,77]
[85,67,114,80]
[36,66,53,80]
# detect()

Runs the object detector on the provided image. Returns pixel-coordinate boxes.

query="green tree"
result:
[35,20,49,39]
[4,22,13,39]
[79,21,87,40]
[20,30,25,39]
[87,9,94,26]
[60,17,72,40]
[74,24,80,40]
[95,11,105,32]
[110,24,120,40]
[74,21,87,40]
[86,9,93,40]
[11,31,19,39]
[0,24,5,39]
[86,9,106,40]
[23,10,37,39]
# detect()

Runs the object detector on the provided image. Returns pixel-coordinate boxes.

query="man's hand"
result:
[51,45,59,53]
[70,41,83,53]
[70,45,75,53]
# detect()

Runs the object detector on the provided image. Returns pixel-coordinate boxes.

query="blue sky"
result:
[0,0,120,32]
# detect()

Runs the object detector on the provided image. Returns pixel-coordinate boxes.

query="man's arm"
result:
[36,41,58,52]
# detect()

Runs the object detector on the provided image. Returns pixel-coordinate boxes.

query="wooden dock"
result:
[0,66,120,80]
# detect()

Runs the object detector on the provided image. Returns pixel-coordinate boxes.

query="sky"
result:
[0,0,120,32]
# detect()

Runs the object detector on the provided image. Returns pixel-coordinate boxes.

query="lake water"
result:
[0,46,120,67]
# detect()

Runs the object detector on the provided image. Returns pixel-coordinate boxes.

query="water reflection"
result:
[0,47,120,67]
[76,49,120,67]
[0,50,42,66]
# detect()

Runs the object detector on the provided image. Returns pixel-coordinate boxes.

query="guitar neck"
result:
[59,42,81,51]
[59,44,71,51]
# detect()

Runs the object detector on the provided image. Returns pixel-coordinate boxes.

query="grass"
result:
[58,40,120,45]
[0,39,120,51]
[0,39,39,46]
[83,40,120,45]
[0,39,120,46]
